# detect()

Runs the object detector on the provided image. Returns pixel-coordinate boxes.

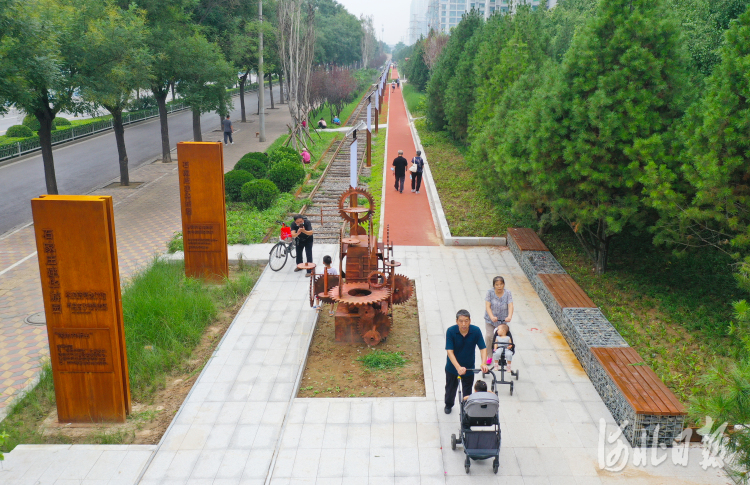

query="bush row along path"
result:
[0,89,292,418]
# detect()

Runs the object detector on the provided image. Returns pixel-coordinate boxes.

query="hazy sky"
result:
[336,0,411,46]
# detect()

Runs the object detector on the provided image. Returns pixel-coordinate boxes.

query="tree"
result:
[277,0,316,148]
[79,3,152,186]
[0,0,88,194]
[360,14,377,68]
[405,37,430,91]
[421,29,449,71]
[425,10,483,132]
[325,69,357,119]
[443,26,483,142]
[313,0,361,66]
[645,5,750,280]
[176,34,236,142]
[518,0,689,274]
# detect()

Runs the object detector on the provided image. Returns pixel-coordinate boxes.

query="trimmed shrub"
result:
[22,115,56,131]
[55,117,71,126]
[240,151,269,166]
[5,125,33,138]
[241,179,279,210]
[269,146,300,165]
[225,170,255,202]
[269,160,305,193]
[234,157,267,179]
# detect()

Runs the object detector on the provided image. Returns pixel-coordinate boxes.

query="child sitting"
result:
[492,324,514,373]
[463,379,488,401]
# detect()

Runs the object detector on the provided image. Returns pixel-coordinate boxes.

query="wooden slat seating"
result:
[592,347,686,416]
[507,228,549,252]
[538,273,596,309]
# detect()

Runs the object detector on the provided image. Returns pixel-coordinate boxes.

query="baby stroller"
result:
[487,329,520,395]
[450,370,501,474]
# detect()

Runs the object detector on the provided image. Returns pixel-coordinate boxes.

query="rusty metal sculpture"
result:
[308,186,413,345]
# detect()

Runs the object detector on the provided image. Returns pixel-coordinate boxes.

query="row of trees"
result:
[0,0,382,193]
[418,0,750,278]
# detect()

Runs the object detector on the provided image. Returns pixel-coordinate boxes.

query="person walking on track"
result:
[392,150,408,193]
[410,150,424,194]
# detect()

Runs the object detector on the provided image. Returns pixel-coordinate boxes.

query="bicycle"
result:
[268,220,298,271]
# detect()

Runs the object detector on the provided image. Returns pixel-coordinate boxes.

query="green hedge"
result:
[269,160,305,193]
[225,170,255,202]
[23,115,56,131]
[5,125,33,138]
[235,157,267,178]
[241,179,279,210]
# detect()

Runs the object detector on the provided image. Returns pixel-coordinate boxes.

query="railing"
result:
[0,85,258,163]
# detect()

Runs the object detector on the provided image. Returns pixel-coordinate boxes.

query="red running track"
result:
[381,68,440,246]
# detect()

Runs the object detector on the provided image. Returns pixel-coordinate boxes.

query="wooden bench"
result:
[591,347,686,446]
[507,227,548,262]
[538,273,596,308]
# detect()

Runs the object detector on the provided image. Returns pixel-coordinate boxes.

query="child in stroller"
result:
[492,324,514,373]
[451,370,501,474]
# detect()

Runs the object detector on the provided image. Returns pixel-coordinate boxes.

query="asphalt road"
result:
[0,86,280,236]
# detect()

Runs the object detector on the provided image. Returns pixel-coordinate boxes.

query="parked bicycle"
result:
[268,220,298,271]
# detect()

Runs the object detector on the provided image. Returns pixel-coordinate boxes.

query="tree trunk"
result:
[269,74,275,109]
[239,72,247,122]
[192,108,202,142]
[109,108,129,186]
[279,72,285,104]
[36,110,58,194]
[154,89,172,163]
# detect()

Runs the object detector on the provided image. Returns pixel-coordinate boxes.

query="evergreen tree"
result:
[646,6,750,283]
[530,0,690,274]
[405,37,430,91]
[425,10,483,131]
[443,27,483,142]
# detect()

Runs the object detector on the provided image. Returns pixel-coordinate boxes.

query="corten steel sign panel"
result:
[176,142,229,282]
[31,195,131,423]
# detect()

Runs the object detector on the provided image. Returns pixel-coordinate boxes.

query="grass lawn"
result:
[0,260,261,451]
[406,88,744,418]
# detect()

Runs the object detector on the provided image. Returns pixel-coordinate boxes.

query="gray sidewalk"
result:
[0,245,730,484]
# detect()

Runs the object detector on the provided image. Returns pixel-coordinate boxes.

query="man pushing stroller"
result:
[444,310,489,414]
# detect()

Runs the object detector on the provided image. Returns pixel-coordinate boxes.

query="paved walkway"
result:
[1,245,729,484]
[382,68,439,247]
[0,106,292,415]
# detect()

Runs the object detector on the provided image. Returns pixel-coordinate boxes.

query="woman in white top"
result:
[484,276,513,358]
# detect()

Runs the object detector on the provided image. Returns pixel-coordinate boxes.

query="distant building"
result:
[426,0,549,33]
[409,0,431,45]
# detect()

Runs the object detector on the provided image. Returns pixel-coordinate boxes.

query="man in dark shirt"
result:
[290,214,314,275]
[444,309,489,414]
[392,150,408,193]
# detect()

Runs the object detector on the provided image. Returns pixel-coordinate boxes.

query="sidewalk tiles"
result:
[0,244,731,484]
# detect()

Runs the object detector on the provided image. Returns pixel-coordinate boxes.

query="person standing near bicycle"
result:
[291,214,314,276]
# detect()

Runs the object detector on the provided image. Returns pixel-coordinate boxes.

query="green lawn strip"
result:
[0,260,260,451]
[412,117,741,415]
[225,194,305,245]
[402,84,425,117]
[361,129,386,236]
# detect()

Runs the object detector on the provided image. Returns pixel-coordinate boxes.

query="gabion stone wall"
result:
[507,230,685,447]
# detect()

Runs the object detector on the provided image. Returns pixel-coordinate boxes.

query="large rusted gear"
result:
[338,187,375,224]
[358,310,392,346]
[329,282,391,306]
[389,274,414,305]
[313,274,340,304]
